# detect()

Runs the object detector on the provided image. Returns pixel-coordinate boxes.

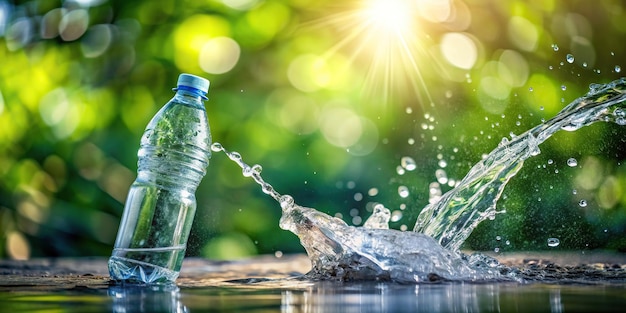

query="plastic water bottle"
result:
[108,73,211,284]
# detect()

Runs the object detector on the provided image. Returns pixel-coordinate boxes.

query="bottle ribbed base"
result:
[108,256,179,284]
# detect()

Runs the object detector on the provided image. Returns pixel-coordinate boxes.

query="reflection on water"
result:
[2,280,625,313]
[180,281,626,313]
[280,282,499,313]
[109,284,187,313]
[277,282,626,313]
[1,256,625,312]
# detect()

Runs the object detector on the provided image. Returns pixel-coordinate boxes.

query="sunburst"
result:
[301,0,438,106]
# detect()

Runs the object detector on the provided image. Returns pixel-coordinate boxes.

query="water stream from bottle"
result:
[210,78,626,282]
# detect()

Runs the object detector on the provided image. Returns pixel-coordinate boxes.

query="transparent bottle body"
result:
[108,91,211,284]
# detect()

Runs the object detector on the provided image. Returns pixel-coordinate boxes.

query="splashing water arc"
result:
[414,78,626,251]
[212,78,626,283]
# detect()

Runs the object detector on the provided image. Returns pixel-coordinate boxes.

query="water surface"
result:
[1,255,625,312]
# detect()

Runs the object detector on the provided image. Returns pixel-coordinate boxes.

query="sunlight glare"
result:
[363,0,412,33]
[301,0,437,105]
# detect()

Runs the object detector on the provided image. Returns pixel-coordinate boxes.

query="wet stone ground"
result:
[0,254,311,291]
[494,252,626,283]
[1,251,625,290]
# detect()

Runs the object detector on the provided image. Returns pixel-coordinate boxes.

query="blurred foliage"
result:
[0,0,625,260]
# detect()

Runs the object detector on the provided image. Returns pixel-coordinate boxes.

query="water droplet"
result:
[589,83,603,94]
[494,247,500,253]
[401,156,417,171]
[529,87,534,92]
[572,189,577,195]
[539,106,544,111]
[505,240,510,245]
[211,142,223,152]
[582,62,588,68]
[390,210,403,222]
[242,165,253,177]
[398,186,410,198]
[396,166,406,175]
[229,152,242,161]
[251,164,262,174]
[566,54,574,63]
[438,159,447,168]
[279,195,294,209]
[262,183,275,195]
[354,193,363,201]
[496,236,502,241]
[579,199,587,207]
[405,107,413,114]
[428,182,442,204]
[368,188,379,196]
[567,158,578,167]
[408,138,415,145]
[615,65,621,73]
[551,43,559,51]
[547,238,560,247]
[435,169,448,185]
[547,159,553,165]
[561,85,567,91]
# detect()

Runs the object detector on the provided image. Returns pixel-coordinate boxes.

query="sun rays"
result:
[300,0,436,106]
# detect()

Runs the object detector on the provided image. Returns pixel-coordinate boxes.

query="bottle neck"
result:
[173,86,208,101]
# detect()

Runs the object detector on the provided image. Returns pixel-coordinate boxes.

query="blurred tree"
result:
[0,0,625,260]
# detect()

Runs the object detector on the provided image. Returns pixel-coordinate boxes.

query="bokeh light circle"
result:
[59,9,89,41]
[319,107,362,148]
[199,36,241,74]
[288,54,331,92]
[440,32,477,69]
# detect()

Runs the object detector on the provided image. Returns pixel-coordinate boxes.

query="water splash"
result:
[212,77,626,282]
[211,143,504,282]
[414,78,626,251]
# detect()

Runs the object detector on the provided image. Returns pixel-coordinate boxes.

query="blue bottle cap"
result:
[177,74,210,94]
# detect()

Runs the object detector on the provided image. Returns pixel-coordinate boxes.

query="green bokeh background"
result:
[1,0,625,260]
